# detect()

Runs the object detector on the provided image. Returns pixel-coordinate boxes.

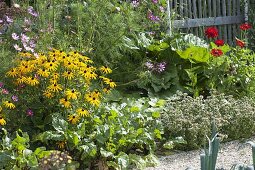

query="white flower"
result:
[14,44,22,51]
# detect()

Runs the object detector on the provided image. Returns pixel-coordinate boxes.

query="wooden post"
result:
[244,0,249,22]
[166,0,172,36]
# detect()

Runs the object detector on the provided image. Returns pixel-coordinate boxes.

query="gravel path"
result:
[146,137,255,170]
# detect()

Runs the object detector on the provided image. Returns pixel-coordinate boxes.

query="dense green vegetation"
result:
[1,1,255,169]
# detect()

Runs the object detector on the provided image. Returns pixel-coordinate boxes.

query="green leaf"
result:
[35,131,64,142]
[100,148,113,158]
[130,106,140,112]
[107,161,121,170]
[109,110,118,120]
[154,129,162,139]
[129,154,147,169]
[137,128,143,135]
[52,116,68,132]
[94,117,103,124]
[116,152,129,168]
[66,130,80,147]
[163,141,174,149]
[79,143,97,158]
[27,154,38,167]
[152,112,160,118]
[177,46,209,63]
[145,154,159,167]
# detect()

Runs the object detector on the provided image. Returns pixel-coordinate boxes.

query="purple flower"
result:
[12,95,19,102]
[156,62,167,73]
[145,61,154,70]
[14,44,22,51]
[12,33,19,40]
[26,109,34,116]
[6,16,13,23]
[159,6,165,12]
[0,82,4,88]
[152,0,158,3]
[27,6,38,17]
[29,40,36,48]
[147,11,160,22]
[24,18,31,26]
[2,89,9,94]
[21,33,30,43]
[0,19,3,24]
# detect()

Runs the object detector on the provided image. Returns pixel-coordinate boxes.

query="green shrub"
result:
[162,91,255,150]
[34,98,164,169]
[0,129,76,169]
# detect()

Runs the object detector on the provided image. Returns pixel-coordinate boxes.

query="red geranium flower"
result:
[211,49,223,57]
[214,39,224,46]
[240,23,252,31]
[235,38,245,48]
[205,27,218,38]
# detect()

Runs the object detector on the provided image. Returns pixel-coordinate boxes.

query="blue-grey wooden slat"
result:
[173,15,245,28]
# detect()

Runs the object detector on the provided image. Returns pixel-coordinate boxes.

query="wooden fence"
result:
[167,0,249,45]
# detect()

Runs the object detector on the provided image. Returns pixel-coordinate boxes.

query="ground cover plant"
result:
[161,91,255,150]
[1,0,255,169]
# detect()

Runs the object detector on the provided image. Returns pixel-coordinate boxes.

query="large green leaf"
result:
[52,116,68,132]
[100,148,114,158]
[177,46,210,63]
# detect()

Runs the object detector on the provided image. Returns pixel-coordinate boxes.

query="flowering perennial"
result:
[6,49,116,125]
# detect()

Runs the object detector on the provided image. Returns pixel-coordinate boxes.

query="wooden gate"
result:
[167,0,249,45]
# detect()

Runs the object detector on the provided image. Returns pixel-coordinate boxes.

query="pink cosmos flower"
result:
[26,109,34,116]
[12,95,19,102]
[2,89,9,94]
[12,33,19,40]
[14,44,22,51]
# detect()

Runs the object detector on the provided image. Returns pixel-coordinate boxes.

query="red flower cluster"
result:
[240,23,252,31]
[205,27,218,38]
[236,38,245,48]
[214,39,224,46]
[211,49,223,57]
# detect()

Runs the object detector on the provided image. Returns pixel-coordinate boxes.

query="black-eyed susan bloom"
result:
[67,114,80,124]
[37,68,50,77]
[16,76,27,84]
[3,101,15,109]
[47,83,63,92]
[103,78,116,88]
[76,108,89,117]
[91,90,101,98]
[56,141,66,149]
[65,89,79,100]
[62,71,74,80]
[43,90,54,98]
[59,98,71,108]
[25,77,39,86]
[103,87,111,94]
[85,93,100,107]
[44,61,58,71]
[0,116,6,125]
[6,68,19,77]
[100,66,112,74]
[52,73,60,80]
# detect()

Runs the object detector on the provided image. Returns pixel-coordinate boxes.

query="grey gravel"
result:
[146,137,255,170]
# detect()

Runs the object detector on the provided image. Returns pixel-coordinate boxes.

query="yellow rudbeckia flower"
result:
[65,89,79,100]
[0,117,6,125]
[76,108,89,117]
[100,66,112,74]
[59,98,71,108]
[3,101,15,109]
[67,114,80,124]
